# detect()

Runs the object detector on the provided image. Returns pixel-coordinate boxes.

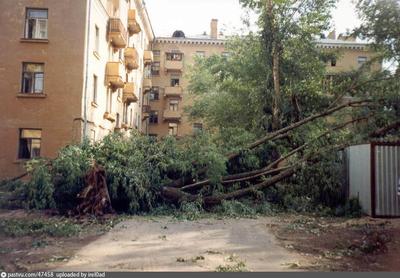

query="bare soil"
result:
[1,210,400,272]
[268,214,400,271]
[59,216,302,272]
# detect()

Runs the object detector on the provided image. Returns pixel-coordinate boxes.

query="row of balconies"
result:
[108,10,141,49]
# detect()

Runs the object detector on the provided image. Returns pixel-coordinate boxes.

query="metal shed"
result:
[345,142,400,218]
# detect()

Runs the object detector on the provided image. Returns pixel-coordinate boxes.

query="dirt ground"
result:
[1,210,400,272]
[268,214,400,271]
[59,217,301,272]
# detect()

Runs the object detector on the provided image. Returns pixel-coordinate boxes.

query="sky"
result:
[144,0,361,38]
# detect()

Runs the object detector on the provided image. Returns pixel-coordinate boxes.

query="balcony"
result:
[165,86,183,98]
[125,47,139,71]
[143,78,152,92]
[108,18,127,48]
[142,105,151,119]
[106,62,125,89]
[163,110,182,121]
[123,83,138,104]
[144,50,154,66]
[165,60,183,72]
[128,10,141,35]
[103,112,116,122]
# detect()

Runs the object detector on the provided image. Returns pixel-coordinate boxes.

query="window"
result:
[171,75,180,87]
[95,25,100,53]
[193,123,203,133]
[331,58,337,67]
[106,89,112,112]
[25,8,48,39]
[358,56,368,65]
[169,100,179,111]
[153,50,161,59]
[18,129,42,159]
[166,52,183,61]
[168,123,178,136]
[21,63,44,94]
[93,75,98,103]
[149,111,158,124]
[151,62,160,76]
[222,52,230,58]
[149,87,159,101]
[196,51,206,58]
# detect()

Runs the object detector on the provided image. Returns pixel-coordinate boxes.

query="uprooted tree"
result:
[4,0,399,216]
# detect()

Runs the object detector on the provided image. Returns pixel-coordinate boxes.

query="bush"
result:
[25,160,55,210]
[0,179,27,209]
[264,151,346,213]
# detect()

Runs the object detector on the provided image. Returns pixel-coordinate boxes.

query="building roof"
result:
[315,39,370,50]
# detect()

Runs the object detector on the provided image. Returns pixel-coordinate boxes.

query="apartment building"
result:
[142,26,380,139]
[142,19,226,138]
[0,0,154,179]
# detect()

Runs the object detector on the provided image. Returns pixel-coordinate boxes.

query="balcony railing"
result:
[165,60,183,72]
[125,47,139,71]
[128,10,141,35]
[144,50,154,66]
[108,18,127,48]
[165,86,183,98]
[106,62,125,89]
[143,78,152,92]
[163,110,182,121]
[123,83,138,104]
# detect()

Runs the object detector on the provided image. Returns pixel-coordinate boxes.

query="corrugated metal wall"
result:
[347,144,372,215]
[374,145,400,217]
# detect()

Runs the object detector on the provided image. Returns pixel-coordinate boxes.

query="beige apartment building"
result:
[143,28,380,138]
[142,20,226,138]
[0,0,154,179]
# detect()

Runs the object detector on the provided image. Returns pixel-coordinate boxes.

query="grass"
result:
[216,261,248,272]
[0,218,82,237]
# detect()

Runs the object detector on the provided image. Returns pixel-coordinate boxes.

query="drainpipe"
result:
[83,0,92,140]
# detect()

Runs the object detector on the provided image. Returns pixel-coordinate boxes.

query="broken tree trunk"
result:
[75,163,114,217]
[166,99,373,189]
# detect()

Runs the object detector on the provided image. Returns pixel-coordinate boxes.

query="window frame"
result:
[93,74,98,103]
[18,128,42,160]
[168,123,178,136]
[149,87,160,101]
[21,62,45,94]
[24,8,48,40]
[149,111,159,124]
[151,61,160,76]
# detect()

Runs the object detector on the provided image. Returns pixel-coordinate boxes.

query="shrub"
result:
[25,160,55,210]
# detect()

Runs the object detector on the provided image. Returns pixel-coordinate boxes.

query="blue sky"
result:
[144,0,360,37]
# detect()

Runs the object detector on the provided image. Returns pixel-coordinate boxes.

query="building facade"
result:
[142,19,226,138]
[0,0,154,179]
[143,27,380,139]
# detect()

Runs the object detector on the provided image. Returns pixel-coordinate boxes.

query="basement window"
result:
[18,129,42,159]
[21,63,44,94]
[25,8,48,39]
